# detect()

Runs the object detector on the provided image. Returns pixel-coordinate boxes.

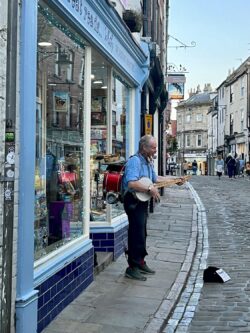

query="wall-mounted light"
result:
[38,41,52,47]
[93,80,102,84]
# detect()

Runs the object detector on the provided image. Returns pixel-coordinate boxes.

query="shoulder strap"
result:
[126,153,144,178]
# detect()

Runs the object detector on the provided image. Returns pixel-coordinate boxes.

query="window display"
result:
[90,56,131,220]
[111,74,130,218]
[35,2,87,260]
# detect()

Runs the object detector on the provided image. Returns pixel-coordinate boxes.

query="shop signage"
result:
[185,153,207,158]
[167,74,185,100]
[57,0,146,82]
[145,114,152,135]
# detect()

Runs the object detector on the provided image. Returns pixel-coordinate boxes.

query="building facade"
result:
[216,81,227,158]
[176,88,214,175]
[0,1,153,332]
[223,59,250,162]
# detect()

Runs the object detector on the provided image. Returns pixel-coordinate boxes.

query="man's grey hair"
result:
[139,135,155,152]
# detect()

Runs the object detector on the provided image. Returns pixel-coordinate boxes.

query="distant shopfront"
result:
[183,153,207,175]
[17,1,149,332]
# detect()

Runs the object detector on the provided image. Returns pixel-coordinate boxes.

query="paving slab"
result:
[42,184,197,333]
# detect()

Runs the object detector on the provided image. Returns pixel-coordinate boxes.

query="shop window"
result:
[111,74,130,218]
[35,2,88,260]
[89,50,131,221]
[90,50,109,221]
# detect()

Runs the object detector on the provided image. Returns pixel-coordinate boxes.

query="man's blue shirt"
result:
[122,153,157,192]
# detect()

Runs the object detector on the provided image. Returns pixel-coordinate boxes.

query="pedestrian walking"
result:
[226,153,236,179]
[182,160,189,175]
[215,155,224,180]
[239,159,245,177]
[122,135,185,281]
[192,160,198,175]
[245,161,250,180]
[235,156,240,178]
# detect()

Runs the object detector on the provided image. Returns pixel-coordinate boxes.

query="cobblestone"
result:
[162,176,250,333]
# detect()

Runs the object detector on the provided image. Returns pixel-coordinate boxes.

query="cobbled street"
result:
[186,176,250,333]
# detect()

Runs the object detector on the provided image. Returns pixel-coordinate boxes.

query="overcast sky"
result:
[168,0,250,97]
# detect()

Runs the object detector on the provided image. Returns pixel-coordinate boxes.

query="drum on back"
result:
[103,163,125,204]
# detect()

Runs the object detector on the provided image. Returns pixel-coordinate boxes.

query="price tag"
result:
[216,268,231,282]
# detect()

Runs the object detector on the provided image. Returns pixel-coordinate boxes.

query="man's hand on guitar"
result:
[176,177,186,186]
[148,185,161,202]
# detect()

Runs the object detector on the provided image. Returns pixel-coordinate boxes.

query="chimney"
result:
[189,88,195,98]
[196,84,201,94]
[204,83,212,92]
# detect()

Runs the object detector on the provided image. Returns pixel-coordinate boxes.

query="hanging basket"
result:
[123,10,142,33]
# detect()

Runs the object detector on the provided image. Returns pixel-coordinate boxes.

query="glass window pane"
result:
[35,2,87,260]
[90,50,109,221]
[111,75,130,218]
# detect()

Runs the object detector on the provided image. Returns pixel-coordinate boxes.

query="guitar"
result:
[135,175,191,202]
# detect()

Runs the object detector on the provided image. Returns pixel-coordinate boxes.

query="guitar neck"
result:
[154,176,190,189]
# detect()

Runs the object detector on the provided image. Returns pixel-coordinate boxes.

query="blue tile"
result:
[92,240,100,247]
[91,233,107,240]
[101,240,114,247]
[39,280,48,294]
[66,262,72,274]
[49,307,59,323]
[46,298,55,313]
[37,319,45,333]
[37,294,44,308]
[94,247,107,252]
[43,289,51,304]
[36,248,94,332]
[71,259,78,270]
[57,279,65,293]
[107,233,115,239]
[43,313,52,329]
[38,303,48,322]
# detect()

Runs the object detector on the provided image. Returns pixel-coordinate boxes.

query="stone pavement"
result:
[164,175,250,333]
[43,183,198,333]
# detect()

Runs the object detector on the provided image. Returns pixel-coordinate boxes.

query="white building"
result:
[176,85,215,175]
[223,59,250,162]
[216,80,227,158]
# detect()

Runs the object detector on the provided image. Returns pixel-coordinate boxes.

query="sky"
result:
[168,0,250,98]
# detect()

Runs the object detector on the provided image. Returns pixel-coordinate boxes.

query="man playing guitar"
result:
[122,135,186,281]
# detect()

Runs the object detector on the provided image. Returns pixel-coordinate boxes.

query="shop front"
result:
[17,1,149,332]
[183,153,207,175]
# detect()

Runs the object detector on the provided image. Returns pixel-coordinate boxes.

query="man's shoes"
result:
[138,262,155,275]
[125,267,147,281]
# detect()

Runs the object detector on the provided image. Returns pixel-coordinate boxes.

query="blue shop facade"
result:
[16,1,150,332]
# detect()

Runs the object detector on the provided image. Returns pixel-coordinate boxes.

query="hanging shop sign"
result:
[167,74,186,100]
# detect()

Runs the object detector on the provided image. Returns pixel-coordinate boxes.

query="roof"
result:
[176,92,212,108]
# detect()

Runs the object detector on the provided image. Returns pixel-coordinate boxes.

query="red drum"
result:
[103,167,124,194]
